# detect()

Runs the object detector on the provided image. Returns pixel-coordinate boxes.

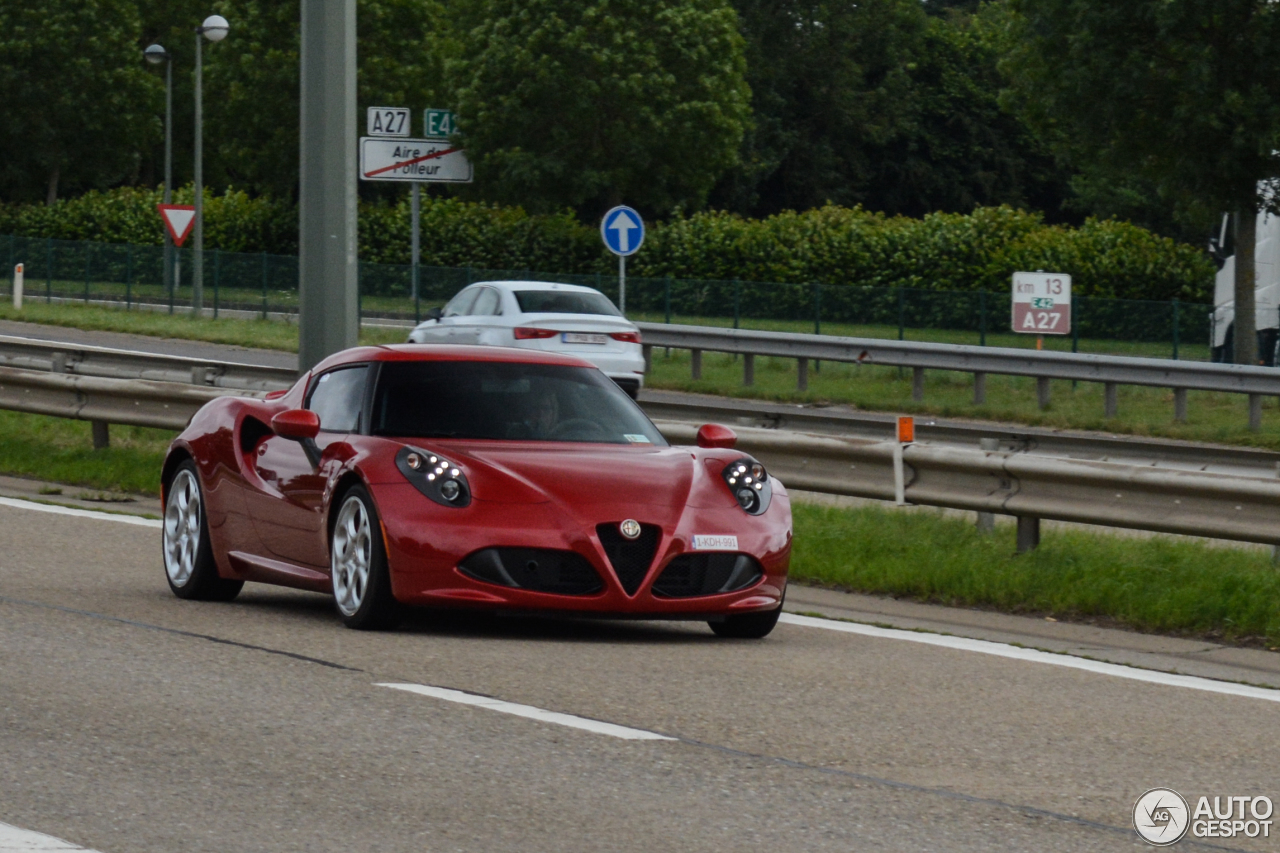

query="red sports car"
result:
[160,345,792,637]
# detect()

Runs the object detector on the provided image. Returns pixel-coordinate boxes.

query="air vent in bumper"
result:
[651,553,763,598]
[459,548,604,595]
[596,523,661,595]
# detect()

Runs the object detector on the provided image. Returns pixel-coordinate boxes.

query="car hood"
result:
[440,442,723,526]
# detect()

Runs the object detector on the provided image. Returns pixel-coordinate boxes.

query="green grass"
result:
[790,501,1280,647]
[0,301,408,351]
[0,410,172,495]
[646,348,1280,449]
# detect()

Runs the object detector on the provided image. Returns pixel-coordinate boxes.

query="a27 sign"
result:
[1011,271,1071,335]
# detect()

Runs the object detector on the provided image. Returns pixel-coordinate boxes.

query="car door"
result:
[458,286,504,345]
[248,365,369,567]
[417,288,481,343]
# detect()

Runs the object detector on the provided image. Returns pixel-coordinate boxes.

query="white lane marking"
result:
[376,682,675,741]
[0,496,161,528]
[0,821,100,851]
[781,613,1280,704]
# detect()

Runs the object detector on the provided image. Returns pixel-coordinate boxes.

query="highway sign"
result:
[423,109,456,139]
[359,137,473,183]
[157,204,196,247]
[601,206,644,257]
[367,107,410,137]
[1012,271,1072,335]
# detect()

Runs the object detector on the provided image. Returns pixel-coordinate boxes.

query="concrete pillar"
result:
[298,0,359,373]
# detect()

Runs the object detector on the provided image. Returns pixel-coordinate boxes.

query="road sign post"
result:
[360,112,471,323]
[1012,272,1072,345]
[601,206,644,314]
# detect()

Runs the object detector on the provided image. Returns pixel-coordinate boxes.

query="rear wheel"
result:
[163,461,243,601]
[709,600,783,639]
[331,485,401,630]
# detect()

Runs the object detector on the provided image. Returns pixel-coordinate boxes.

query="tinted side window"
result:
[307,366,368,433]
[471,287,501,316]
[443,288,480,317]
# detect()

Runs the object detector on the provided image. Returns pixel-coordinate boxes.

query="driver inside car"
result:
[524,386,560,438]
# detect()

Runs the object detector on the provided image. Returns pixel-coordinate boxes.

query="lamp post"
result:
[193,14,229,317]
[143,44,173,298]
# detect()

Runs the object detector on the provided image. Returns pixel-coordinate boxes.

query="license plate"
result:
[561,332,608,345]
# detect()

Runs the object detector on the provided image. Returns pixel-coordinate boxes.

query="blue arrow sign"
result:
[601,206,645,257]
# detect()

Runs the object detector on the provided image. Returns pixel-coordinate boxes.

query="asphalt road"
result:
[3,500,1278,852]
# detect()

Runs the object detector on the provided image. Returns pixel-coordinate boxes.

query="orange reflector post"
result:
[897,416,914,444]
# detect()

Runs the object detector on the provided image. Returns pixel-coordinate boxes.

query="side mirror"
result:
[696,423,737,449]
[271,409,320,441]
[425,306,443,321]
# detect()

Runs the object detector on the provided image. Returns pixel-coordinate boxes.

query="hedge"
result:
[0,188,1214,302]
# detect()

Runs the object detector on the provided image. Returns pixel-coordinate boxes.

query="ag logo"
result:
[619,519,641,540]
[1134,788,1190,846]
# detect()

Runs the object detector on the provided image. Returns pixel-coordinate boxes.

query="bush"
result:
[0,188,1214,301]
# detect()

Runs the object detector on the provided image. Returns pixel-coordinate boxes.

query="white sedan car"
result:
[407,280,646,397]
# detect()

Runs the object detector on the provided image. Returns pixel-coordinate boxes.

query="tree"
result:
[1004,0,1280,364]
[194,0,445,201]
[0,0,162,203]
[446,0,751,218]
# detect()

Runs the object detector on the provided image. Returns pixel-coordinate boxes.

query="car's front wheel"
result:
[331,485,401,630]
[163,461,243,601]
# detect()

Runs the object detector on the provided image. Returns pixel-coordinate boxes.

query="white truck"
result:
[1211,211,1280,364]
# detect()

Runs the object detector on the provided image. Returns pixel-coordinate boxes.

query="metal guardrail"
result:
[0,335,1276,547]
[657,421,1280,546]
[637,323,1280,429]
[0,334,296,391]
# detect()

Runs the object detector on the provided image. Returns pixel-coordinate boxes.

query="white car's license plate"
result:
[562,332,608,345]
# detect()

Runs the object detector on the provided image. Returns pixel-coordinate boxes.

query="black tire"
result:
[709,601,783,639]
[330,485,402,630]
[162,460,243,602]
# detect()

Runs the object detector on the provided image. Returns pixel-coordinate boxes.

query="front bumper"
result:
[376,484,791,616]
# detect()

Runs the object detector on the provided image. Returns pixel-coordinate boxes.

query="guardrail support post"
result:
[51,352,67,374]
[973,372,986,405]
[1037,377,1051,410]
[1104,383,1118,419]
[1173,388,1187,423]
[1249,394,1263,432]
[642,345,652,374]
[912,367,925,402]
[91,420,109,450]
[1016,516,1040,553]
[976,437,998,533]
[797,357,808,392]
[743,353,754,386]
[691,349,702,380]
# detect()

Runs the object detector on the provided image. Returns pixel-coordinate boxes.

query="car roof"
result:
[308,344,597,375]
[470,280,601,294]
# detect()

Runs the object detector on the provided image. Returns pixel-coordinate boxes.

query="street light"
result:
[192,14,229,316]
[143,44,174,298]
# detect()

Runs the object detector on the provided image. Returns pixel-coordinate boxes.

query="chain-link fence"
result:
[1,234,1212,359]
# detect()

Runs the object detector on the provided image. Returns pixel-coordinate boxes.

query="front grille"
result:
[459,548,603,595]
[652,553,763,598]
[596,523,661,595]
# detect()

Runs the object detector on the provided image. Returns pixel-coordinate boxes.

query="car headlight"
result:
[396,446,471,508]
[721,457,772,515]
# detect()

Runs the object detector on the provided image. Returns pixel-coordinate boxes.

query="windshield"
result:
[372,361,668,445]
[514,290,622,316]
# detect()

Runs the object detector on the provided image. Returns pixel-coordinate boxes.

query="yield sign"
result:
[157,204,196,247]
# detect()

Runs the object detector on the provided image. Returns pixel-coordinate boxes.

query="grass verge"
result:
[0,410,172,495]
[790,501,1280,648]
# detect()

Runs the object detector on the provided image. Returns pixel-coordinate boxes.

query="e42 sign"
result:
[1012,272,1071,335]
